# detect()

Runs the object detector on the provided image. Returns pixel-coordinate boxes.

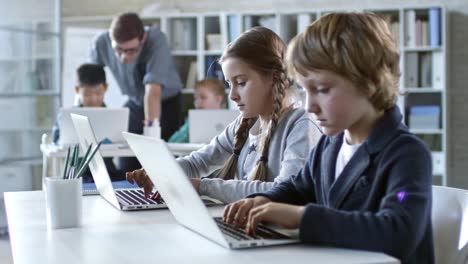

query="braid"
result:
[250,69,288,181]
[216,118,256,180]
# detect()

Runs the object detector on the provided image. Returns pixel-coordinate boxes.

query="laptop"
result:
[123,132,299,249]
[58,107,129,145]
[71,113,167,210]
[188,109,239,143]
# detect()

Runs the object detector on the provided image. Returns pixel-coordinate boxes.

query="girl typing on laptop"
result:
[127,27,322,203]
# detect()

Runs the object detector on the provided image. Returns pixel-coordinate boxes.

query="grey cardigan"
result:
[177,108,322,203]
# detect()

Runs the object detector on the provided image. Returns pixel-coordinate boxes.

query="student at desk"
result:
[51,63,125,182]
[169,79,226,143]
[127,27,322,203]
[223,13,434,264]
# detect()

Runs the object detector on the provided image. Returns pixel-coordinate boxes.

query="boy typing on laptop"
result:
[51,63,124,182]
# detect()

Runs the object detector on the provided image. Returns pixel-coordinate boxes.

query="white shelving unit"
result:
[62,5,447,184]
[0,0,61,231]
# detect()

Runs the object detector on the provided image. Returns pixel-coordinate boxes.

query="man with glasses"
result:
[90,12,183,172]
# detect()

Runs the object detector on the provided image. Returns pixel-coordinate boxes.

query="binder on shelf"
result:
[409,105,440,129]
[429,8,441,47]
[185,61,198,89]
[171,19,197,50]
[405,10,416,47]
[279,15,298,43]
[431,152,445,175]
[415,19,421,46]
[390,21,400,45]
[405,53,419,87]
[206,34,222,51]
[419,53,432,88]
[432,52,444,89]
[228,15,240,43]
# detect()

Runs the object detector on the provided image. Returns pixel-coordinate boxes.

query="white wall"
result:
[62,0,468,189]
[0,0,57,23]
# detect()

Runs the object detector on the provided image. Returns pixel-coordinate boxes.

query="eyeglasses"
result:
[113,43,142,56]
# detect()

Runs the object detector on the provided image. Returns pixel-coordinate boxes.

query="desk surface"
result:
[40,142,205,157]
[5,191,399,264]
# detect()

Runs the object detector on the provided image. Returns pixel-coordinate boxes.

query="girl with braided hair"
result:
[127,26,322,203]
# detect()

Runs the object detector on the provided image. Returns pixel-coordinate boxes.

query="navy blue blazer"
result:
[258,106,434,264]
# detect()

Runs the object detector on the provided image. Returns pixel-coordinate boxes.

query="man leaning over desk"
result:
[89,12,183,172]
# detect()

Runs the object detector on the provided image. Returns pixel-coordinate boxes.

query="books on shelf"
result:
[279,15,297,43]
[171,19,197,50]
[429,8,441,47]
[409,105,440,129]
[35,96,55,127]
[186,61,198,89]
[432,51,444,89]
[404,8,441,47]
[206,34,222,50]
[228,15,240,43]
[431,151,445,175]
[405,10,416,47]
[419,53,432,88]
[405,53,419,87]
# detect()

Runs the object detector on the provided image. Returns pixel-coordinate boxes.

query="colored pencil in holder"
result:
[62,146,71,179]
[75,142,102,179]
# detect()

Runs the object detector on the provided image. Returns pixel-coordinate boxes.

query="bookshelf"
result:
[62,5,447,184]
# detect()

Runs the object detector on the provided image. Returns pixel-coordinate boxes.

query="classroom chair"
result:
[432,185,468,264]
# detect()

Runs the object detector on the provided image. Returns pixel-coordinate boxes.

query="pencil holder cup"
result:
[44,177,82,229]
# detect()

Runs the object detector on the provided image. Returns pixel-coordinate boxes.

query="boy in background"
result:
[168,79,226,143]
[51,63,124,182]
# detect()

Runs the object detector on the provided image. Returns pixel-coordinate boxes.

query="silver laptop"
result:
[71,114,167,211]
[123,132,299,249]
[188,109,239,143]
[59,107,129,145]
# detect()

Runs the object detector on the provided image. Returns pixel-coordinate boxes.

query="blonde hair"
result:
[286,12,400,111]
[216,26,291,181]
[195,79,226,101]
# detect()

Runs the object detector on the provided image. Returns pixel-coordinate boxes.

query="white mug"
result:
[44,177,82,229]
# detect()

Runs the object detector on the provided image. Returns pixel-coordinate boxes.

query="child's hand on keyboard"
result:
[126,168,154,198]
[244,202,305,236]
[223,196,270,227]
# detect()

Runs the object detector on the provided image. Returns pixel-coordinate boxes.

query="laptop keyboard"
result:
[115,189,164,205]
[213,217,289,240]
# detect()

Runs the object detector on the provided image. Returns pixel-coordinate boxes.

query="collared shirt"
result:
[90,27,183,105]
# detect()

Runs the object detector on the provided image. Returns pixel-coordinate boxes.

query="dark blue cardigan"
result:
[258,106,434,264]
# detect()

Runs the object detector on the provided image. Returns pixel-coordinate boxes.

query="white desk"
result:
[5,191,400,264]
[40,142,204,182]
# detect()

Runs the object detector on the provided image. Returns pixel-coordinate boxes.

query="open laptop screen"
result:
[58,107,129,145]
